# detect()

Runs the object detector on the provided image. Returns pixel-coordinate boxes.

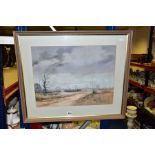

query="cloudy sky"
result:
[31,45,116,90]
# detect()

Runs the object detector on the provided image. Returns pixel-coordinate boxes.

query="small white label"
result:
[67,111,72,115]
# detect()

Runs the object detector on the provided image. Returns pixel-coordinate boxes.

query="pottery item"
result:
[127,109,137,115]
[126,106,137,129]
[137,101,143,107]
[126,113,137,129]
[7,108,20,128]
[127,105,137,111]
[144,96,155,108]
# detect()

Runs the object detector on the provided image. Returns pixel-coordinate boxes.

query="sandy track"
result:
[37,91,91,107]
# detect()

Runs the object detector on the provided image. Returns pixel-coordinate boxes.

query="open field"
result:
[35,89,113,107]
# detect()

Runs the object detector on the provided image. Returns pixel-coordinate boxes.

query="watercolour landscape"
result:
[31,45,116,107]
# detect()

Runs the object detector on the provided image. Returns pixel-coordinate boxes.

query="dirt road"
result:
[37,91,92,107]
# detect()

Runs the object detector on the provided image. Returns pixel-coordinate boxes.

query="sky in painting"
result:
[31,46,116,90]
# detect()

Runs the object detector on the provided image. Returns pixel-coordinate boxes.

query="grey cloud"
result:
[32,45,116,84]
[32,46,75,62]
[100,54,115,64]
[45,62,65,74]
[44,59,115,77]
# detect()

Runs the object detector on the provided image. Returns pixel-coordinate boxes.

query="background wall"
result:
[0,26,151,54]
[130,27,150,54]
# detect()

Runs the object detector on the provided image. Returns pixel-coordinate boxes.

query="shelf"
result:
[129,79,144,90]
[4,81,18,106]
[144,86,155,96]
[129,80,155,96]
[130,62,155,72]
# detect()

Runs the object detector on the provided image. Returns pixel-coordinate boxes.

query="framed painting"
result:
[14,31,132,123]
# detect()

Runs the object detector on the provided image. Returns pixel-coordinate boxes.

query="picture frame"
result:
[14,31,132,123]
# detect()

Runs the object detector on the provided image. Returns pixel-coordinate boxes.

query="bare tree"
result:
[34,83,42,93]
[42,73,49,95]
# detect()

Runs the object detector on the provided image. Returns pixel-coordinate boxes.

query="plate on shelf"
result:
[144,96,155,108]
[145,107,155,116]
